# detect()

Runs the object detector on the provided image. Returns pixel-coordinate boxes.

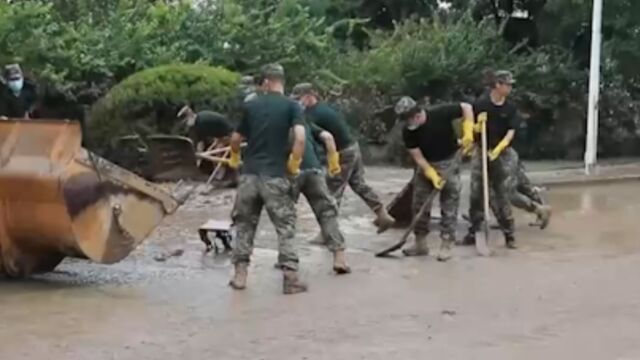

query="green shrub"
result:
[87,64,240,152]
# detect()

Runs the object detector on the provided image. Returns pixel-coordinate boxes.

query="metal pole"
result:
[585,0,603,175]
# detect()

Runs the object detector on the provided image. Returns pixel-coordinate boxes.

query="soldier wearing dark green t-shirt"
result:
[275,119,351,274]
[227,63,308,295]
[291,83,395,235]
[177,106,233,147]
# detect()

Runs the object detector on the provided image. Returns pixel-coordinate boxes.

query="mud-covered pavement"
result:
[2,167,640,360]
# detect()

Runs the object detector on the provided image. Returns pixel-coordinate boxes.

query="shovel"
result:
[375,149,465,257]
[475,118,492,256]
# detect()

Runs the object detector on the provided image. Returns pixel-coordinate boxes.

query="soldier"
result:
[502,157,551,228]
[0,64,37,119]
[275,119,351,274]
[463,70,521,249]
[177,106,233,149]
[291,83,395,235]
[394,96,474,261]
[227,63,308,295]
[463,149,551,230]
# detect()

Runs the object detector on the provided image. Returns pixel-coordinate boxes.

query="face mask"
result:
[7,78,23,94]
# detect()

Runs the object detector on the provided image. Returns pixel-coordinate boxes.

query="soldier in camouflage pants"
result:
[466,147,519,243]
[412,157,462,249]
[233,175,299,270]
[484,153,552,229]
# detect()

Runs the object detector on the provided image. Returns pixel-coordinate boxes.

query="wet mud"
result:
[2,169,640,360]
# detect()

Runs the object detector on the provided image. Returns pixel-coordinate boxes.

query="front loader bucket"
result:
[0,119,180,277]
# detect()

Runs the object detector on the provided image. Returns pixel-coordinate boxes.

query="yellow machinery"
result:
[0,119,183,277]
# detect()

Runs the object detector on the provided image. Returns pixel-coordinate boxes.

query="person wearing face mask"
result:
[290,82,395,237]
[0,64,37,120]
[394,96,474,261]
[462,70,521,249]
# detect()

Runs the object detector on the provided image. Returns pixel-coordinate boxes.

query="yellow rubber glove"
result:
[327,151,341,177]
[474,112,488,133]
[461,118,475,155]
[489,138,510,161]
[287,153,302,176]
[228,150,241,169]
[423,165,445,190]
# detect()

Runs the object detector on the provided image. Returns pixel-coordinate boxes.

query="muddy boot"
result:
[459,232,476,246]
[308,232,327,246]
[229,262,248,290]
[332,249,351,275]
[534,204,552,230]
[402,234,429,257]
[505,235,517,249]
[374,207,395,233]
[283,270,308,295]
[436,238,453,262]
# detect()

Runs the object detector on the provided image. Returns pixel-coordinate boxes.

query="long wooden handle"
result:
[205,148,231,186]
[481,121,491,239]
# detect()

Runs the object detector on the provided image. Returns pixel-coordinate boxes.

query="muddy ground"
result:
[2,166,640,360]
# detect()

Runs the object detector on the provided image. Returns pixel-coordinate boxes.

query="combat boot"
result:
[283,270,308,295]
[332,249,351,275]
[436,238,454,262]
[505,234,517,249]
[229,262,249,290]
[534,204,552,230]
[374,207,395,233]
[308,232,327,246]
[402,233,429,257]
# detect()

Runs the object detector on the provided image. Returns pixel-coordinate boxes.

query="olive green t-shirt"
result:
[300,122,323,171]
[236,92,304,177]
[306,102,354,151]
[192,111,233,141]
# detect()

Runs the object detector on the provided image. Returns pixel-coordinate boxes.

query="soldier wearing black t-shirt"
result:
[394,96,474,261]
[463,70,521,249]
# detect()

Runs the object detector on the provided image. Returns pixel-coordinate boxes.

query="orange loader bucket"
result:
[0,119,181,277]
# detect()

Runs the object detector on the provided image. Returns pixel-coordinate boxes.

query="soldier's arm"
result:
[318,131,337,154]
[407,148,432,172]
[290,102,306,160]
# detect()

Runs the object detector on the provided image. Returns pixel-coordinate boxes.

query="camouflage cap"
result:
[260,63,285,79]
[495,70,516,85]
[3,64,22,79]
[394,96,418,117]
[290,82,314,99]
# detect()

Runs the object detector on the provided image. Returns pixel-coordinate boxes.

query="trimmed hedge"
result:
[87,64,240,152]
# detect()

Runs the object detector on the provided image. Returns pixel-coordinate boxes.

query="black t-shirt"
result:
[402,104,462,162]
[473,95,519,148]
[0,81,37,118]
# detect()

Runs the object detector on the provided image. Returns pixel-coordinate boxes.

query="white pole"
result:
[585,0,603,175]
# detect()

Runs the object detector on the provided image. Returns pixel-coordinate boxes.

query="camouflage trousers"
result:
[232,175,299,271]
[293,169,345,252]
[489,157,544,214]
[326,143,383,212]
[413,157,461,242]
[469,147,518,236]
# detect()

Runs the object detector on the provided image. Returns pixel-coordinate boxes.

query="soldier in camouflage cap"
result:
[293,81,396,238]
[227,63,309,295]
[394,95,474,261]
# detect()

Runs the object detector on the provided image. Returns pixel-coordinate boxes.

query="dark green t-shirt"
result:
[236,92,304,177]
[192,111,233,141]
[300,122,323,170]
[306,102,353,151]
